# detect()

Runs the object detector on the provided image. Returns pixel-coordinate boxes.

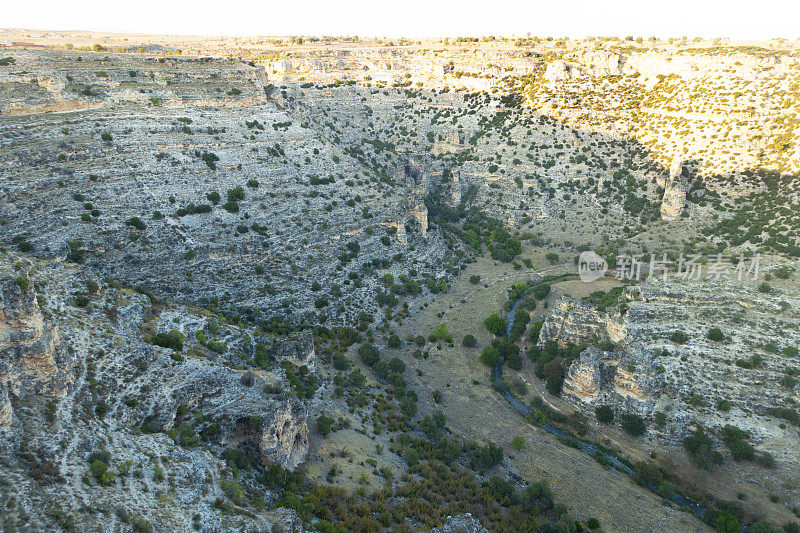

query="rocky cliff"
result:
[0,252,312,530]
[537,296,627,348]
[0,267,76,427]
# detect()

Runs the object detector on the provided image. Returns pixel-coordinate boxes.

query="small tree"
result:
[511,436,525,451]
[670,330,689,344]
[317,415,334,436]
[358,344,380,366]
[595,405,614,423]
[480,346,500,367]
[707,327,725,342]
[484,313,508,336]
[620,413,646,436]
[462,334,477,347]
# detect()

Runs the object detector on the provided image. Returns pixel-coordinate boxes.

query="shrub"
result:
[332,352,351,371]
[683,427,723,469]
[432,390,442,403]
[100,132,112,142]
[462,334,477,347]
[721,425,755,462]
[201,152,220,170]
[358,344,380,366]
[713,511,742,533]
[317,415,334,436]
[89,460,114,486]
[707,327,725,342]
[469,275,481,284]
[484,313,508,336]
[126,216,146,230]
[430,323,452,343]
[507,352,523,370]
[480,346,500,367]
[657,480,676,499]
[717,400,732,412]
[152,330,184,351]
[531,284,551,300]
[387,335,401,348]
[620,413,646,436]
[757,452,775,468]
[545,374,563,396]
[595,405,614,423]
[16,277,30,292]
[670,330,689,344]
[206,340,227,354]
[511,436,525,451]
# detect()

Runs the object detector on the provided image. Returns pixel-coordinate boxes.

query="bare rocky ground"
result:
[1,32,799,532]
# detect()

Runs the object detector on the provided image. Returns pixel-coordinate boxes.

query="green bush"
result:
[206,340,227,354]
[545,374,563,396]
[387,335,401,348]
[683,427,723,469]
[358,344,380,366]
[670,330,689,344]
[317,415,334,436]
[595,405,614,423]
[152,330,184,351]
[126,216,146,230]
[484,313,508,336]
[721,425,755,462]
[480,346,500,367]
[332,352,351,371]
[657,480,676,499]
[462,334,477,347]
[89,460,115,486]
[620,413,646,436]
[707,328,725,342]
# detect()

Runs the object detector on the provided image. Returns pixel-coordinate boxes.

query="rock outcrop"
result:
[537,296,626,348]
[561,347,654,416]
[269,330,317,371]
[660,159,687,221]
[0,271,76,427]
[258,399,309,470]
[138,356,309,471]
[430,513,489,533]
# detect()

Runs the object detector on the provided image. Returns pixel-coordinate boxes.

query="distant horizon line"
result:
[1,27,796,42]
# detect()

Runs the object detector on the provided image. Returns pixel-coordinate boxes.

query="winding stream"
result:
[492,277,711,520]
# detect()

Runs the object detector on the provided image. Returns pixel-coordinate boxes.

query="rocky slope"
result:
[543,275,800,468]
[0,251,311,531]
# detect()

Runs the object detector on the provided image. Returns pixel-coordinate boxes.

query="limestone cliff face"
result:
[258,399,309,470]
[561,347,654,416]
[660,159,687,221]
[393,156,430,238]
[0,272,76,427]
[269,330,317,371]
[537,296,626,348]
[138,357,310,471]
[540,296,655,418]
